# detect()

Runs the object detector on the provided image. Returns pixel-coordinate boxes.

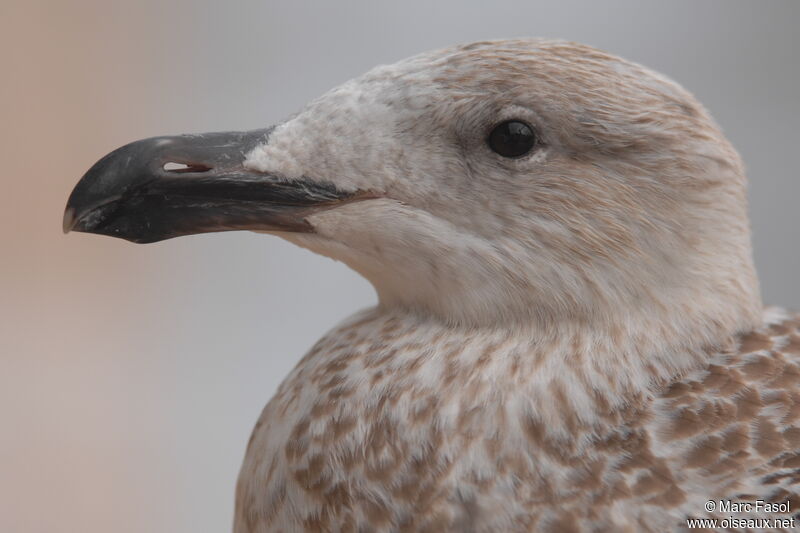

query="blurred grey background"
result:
[1,1,797,532]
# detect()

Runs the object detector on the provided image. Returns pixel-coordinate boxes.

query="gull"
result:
[64,39,800,532]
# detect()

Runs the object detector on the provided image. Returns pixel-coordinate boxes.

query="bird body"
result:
[235,307,800,532]
[64,39,798,532]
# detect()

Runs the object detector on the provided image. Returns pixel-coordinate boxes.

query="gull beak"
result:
[63,128,371,244]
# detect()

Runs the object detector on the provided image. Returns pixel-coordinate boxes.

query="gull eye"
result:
[487,120,537,158]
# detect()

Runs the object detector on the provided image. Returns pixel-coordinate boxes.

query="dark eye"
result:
[487,120,537,158]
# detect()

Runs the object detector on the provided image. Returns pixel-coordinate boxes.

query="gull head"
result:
[65,39,761,339]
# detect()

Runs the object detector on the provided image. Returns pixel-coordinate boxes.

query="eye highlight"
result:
[487,120,537,158]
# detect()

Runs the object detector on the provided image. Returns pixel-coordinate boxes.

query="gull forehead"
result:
[244,38,713,191]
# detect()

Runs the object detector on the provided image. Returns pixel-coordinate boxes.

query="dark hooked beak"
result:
[63,128,370,243]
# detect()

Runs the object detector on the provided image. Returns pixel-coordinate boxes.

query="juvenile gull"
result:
[64,39,800,532]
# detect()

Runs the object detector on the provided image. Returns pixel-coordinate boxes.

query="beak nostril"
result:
[163,161,212,173]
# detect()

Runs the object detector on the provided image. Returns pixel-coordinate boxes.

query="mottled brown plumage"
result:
[235,308,800,532]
